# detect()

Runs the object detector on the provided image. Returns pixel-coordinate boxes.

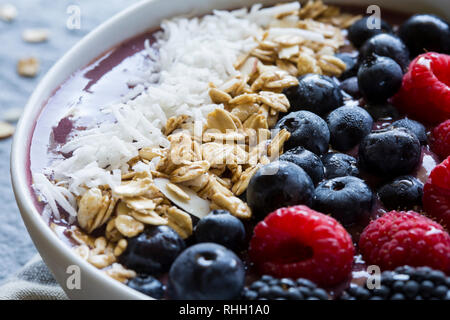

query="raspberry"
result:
[430,120,450,160]
[423,156,450,228]
[359,211,450,274]
[391,52,450,124]
[248,205,354,287]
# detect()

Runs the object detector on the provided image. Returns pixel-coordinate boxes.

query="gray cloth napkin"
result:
[0,255,67,300]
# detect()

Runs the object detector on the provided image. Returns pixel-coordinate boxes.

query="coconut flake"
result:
[268,27,325,42]
[153,178,210,219]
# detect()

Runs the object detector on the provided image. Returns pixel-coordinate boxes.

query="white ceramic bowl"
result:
[11,0,450,300]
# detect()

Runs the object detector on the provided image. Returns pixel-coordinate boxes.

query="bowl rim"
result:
[10,0,450,300]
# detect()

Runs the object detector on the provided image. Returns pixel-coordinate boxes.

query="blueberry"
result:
[399,14,450,57]
[432,285,448,299]
[428,270,446,284]
[349,286,371,300]
[359,127,421,176]
[373,285,390,299]
[247,161,314,220]
[279,146,324,185]
[127,275,165,299]
[118,226,185,274]
[326,106,373,152]
[168,243,245,300]
[275,110,330,155]
[335,52,359,80]
[378,176,423,211]
[392,118,427,145]
[194,210,245,251]
[403,280,420,299]
[365,103,400,121]
[359,34,410,71]
[312,176,373,226]
[283,74,343,116]
[390,293,406,300]
[420,280,435,298]
[357,55,403,103]
[347,16,393,48]
[321,152,359,179]
[339,77,361,99]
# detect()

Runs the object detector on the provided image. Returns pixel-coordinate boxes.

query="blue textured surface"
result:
[0,0,139,283]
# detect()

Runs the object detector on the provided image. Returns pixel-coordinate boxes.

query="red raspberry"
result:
[423,156,450,229]
[430,120,450,160]
[248,205,354,287]
[359,211,450,274]
[391,52,450,124]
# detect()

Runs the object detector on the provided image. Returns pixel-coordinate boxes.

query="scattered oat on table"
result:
[17,57,40,77]
[0,121,15,139]
[0,4,17,22]
[22,28,50,43]
[2,107,23,122]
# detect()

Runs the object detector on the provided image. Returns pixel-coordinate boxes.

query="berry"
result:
[335,52,359,80]
[391,52,450,124]
[359,127,421,176]
[347,16,393,48]
[378,175,423,211]
[242,275,329,300]
[127,275,165,299]
[430,120,450,159]
[248,205,354,287]
[326,105,373,152]
[312,176,373,226]
[247,161,314,220]
[279,146,324,185]
[118,226,185,274]
[341,266,450,300]
[321,152,359,179]
[357,55,403,103]
[364,102,400,122]
[399,14,450,57]
[339,77,361,99]
[275,110,330,154]
[283,74,343,117]
[168,243,245,300]
[392,118,428,145]
[359,33,410,71]
[194,210,245,251]
[423,156,450,229]
[359,211,450,273]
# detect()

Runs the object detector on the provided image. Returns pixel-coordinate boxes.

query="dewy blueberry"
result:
[283,74,343,117]
[347,16,393,48]
[275,110,330,155]
[247,161,314,220]
[279,146,324,186]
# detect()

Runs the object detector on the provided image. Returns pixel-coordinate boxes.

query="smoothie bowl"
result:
[11,0,450,300]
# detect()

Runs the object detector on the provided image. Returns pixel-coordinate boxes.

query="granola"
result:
[17,57,39,77]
